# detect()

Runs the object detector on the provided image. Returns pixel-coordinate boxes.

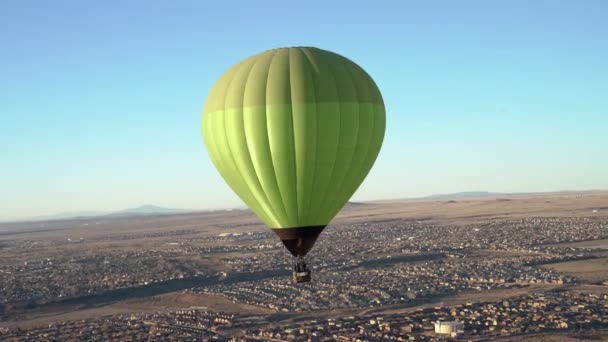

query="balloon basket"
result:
[292,257,311,283]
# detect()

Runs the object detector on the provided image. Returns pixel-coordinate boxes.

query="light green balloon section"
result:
[202,47,385,229]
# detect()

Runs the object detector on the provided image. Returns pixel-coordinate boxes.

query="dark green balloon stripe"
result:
[313,53,362,222]
[323,104,385,223]
[203,47,383,114]
[320,63,367,221]
[322,55,386,222]
[303,48,342,225]
[310,51,359,224]
[321,104,375,223]
[293,48,318,224]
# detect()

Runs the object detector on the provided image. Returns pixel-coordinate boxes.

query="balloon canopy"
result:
[202,47,385,258]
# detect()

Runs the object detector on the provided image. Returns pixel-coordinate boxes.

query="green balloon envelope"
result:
[202,47,385,257]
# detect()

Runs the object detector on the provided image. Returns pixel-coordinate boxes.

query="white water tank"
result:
[434,321,463,335]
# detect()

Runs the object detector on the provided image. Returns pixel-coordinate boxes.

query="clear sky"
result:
[1,0,607,221]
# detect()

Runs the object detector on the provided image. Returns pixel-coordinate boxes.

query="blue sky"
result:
[1,0,607,221]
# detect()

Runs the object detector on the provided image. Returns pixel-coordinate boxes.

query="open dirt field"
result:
[542,257,608,283]
[499,331,608,341]
[0,292,272,329]
[553,238,608,250]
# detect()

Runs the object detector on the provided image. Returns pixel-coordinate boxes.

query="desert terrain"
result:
[1,191,607,341]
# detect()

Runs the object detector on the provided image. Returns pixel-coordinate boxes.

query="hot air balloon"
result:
[202,47,385,283]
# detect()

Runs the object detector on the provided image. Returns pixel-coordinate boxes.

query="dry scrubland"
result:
[1,191,607,341]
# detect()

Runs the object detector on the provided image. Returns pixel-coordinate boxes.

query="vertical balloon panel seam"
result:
[269,50,298,225]
[299,48,320,225]
[287,50,299,224]
[288,49,304,223]
[314,50,343,223]
[344,57,384,106]
[359,104,380,188]
[352,104,383,204]
[224,59,281,227]
[310,53,343,224]
[203,60,272,223]
[328,63,375,218]
[300,51,319,225]
[321,59,362,222]
[331,62,372,215]
[357,106,386,201]
[331,104,376,218]
[240,53,287,226]
[320,58,358,221]
[343,65,383,207]
[212,75,259,218]
[326,105,369,222]
[372,106,387,173]
[220,64,256,206]
[211,109,280,226]
[264,52,289,226]
[204,111,267,225]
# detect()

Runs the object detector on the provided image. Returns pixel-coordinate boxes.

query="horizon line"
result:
[2,188,606,224]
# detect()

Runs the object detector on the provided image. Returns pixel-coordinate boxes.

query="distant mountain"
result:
[424,191,502,199]
[25,205,196,222]
[106,205,189,217]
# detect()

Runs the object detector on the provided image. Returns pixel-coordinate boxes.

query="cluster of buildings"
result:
[467,217,608,250]
[2,216,604,313]
[194,251,579,312]
[190,217,602,313]
[210,217,606,274]
[242,291,608,341]
[0,310,236,341]
[3,291,607,341]
[0,250,209,310]
[0,215,606,340]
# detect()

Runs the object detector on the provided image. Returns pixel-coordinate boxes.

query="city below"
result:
[1,191,607,341]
